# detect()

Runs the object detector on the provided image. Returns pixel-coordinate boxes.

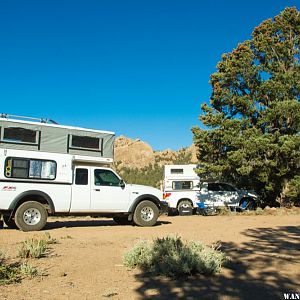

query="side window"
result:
[2,127,38,144]
[172,181,193,190]
[5,157,56,180]
[219,184,236,192]
[69,135,102,151]
[94,169,120,187]
[208,183,221,191]
[75,168,88,185]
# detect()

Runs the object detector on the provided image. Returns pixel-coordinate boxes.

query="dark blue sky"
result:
[0,0,298,150]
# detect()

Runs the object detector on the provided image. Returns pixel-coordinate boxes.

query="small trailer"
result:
[162,164,200,215]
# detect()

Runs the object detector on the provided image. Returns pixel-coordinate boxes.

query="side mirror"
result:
[119,179,125,188]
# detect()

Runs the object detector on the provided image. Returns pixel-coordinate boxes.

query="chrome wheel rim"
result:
[23,208,41,225]
[141,207,154,221]
[180,203,191,209]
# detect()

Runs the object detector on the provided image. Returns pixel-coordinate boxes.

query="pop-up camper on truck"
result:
[0,114,167,231]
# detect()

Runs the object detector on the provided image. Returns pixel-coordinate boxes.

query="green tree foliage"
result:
[118,163,163,189]
[115,148,193,188]
[192,7,300,205]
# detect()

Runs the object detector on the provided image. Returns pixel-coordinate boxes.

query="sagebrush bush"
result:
[123,236,227,277]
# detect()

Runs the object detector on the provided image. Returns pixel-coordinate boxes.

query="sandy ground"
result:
[0,214,299,300]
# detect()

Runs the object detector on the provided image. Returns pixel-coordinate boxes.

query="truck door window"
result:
[94,169,120,187]
[172,181,193,190]
[75,168,88,185]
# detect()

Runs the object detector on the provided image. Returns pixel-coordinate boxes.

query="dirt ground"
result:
[0,213,299,300]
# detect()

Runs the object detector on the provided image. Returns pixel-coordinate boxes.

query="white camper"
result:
[163,164,200,215]
[0,114,167,231]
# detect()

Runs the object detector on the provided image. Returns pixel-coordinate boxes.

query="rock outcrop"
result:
[114,136,197,169]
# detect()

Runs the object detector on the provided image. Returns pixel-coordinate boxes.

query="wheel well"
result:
[10,193,54,214]
[239,197,254,206]
[177,199,193,208]
[129,195,161,213]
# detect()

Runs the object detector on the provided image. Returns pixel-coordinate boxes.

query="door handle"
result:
[94,189,100,192]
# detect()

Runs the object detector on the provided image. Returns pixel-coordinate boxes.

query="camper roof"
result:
[0,114,115,160]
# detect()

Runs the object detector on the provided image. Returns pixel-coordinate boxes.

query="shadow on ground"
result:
[134,226,300,300]
[42,219,172,230]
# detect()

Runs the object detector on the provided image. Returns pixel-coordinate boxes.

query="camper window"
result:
[70,135,102,152]
[2,127,38,145]
[170,169,184,174]
[172,181,193,190]
[5,157,56,180]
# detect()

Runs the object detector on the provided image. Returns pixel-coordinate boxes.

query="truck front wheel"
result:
[15,201,48,232]
[133,200,159,227]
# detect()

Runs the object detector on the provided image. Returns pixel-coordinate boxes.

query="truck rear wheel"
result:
[15,201,48,232]
[133,200,159,227]
[178,200,193,216]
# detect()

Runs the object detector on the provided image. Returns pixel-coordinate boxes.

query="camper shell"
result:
[163,164,200,215]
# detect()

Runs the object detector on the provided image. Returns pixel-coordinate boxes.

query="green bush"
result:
[123,236,227,277]
[17,233,57,259]
[17,237,47,259]
[0,252,20,285]
[44,232,58,244]
[19,262,38,278]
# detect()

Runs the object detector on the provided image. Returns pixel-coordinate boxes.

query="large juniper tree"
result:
[192,7,300,204]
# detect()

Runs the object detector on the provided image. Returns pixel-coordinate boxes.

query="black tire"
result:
[15,201,48,232]
[113,216,132,225]
[133,200,159,227]
[240,198,257,211]
[177,200,193,216]
[3,214,18,229]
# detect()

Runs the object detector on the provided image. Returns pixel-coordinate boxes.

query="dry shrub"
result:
[124,236,227,277]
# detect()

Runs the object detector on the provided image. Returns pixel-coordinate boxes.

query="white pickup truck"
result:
[0,115,168,231]
[0,150,168,231]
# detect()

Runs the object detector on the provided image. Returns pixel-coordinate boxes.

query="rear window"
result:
[172,181,193,190]
[170,169,184,174]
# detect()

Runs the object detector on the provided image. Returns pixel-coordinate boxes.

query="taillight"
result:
[163,192,171,199]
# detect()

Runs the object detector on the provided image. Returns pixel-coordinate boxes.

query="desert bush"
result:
[17,237,47,259]
[19,262,38,278]
[123,236,227,277]
[44,232,58,244]
[17,233,57,259]
[0,251,20,285]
